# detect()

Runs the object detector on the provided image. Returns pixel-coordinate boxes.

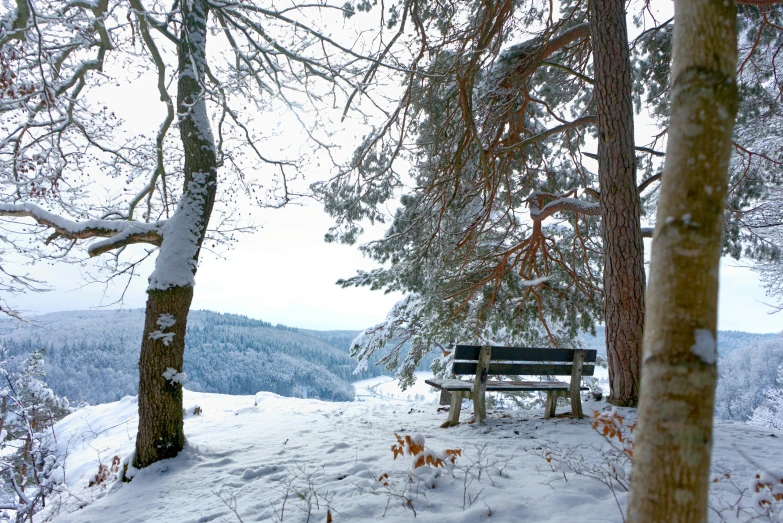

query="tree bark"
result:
[439,389,451,406]
[133,0,217,469]
[589,0,646,407]
[133,287,192,467]
[627,0,738,518]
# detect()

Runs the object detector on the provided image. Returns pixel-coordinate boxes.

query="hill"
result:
[0,310,384,405]
[2,310,776,407]
[580,325,778,356]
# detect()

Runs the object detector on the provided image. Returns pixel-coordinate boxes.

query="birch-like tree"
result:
[627,0,739,518]
[0,0,398,468]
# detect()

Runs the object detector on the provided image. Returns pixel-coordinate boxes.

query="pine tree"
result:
[0,347,69,520]
[320,0,783,405]
[749,362,783,429]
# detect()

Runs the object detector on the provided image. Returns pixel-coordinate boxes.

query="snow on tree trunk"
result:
[133,0,217,469]
[627,0,738,519]
[134,287,193,468]
[589,0,646,408]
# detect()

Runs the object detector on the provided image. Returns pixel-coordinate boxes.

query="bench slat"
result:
[452,362,596,377]
[454,345,597,363]
[425,378,589,393]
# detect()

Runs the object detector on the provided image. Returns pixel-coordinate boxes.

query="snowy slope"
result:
[33,375,783,523]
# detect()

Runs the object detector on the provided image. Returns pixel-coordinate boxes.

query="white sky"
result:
[4,1,782,334]
[8,207,781,333]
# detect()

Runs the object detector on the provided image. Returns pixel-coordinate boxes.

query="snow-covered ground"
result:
[33,374,782,523]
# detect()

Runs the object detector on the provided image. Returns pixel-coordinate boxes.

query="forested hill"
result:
[581,325,778,356]
[0,310,384,405]
[2,310,776,407]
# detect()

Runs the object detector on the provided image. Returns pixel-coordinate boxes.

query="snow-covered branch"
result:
[0,0,30,46]
[495,22,591,86]
[0,203,163,256]
[500,116,597,154]
[528,194,600,221]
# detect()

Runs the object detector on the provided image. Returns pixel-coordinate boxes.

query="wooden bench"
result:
[425,345,597,427]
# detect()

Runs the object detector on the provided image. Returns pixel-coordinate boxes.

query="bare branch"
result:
[500,116,596,153]
[0,203,162,256]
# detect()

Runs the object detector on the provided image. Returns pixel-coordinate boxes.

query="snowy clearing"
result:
[35,375,782,523]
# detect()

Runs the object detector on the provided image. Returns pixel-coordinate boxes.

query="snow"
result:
[0,203,128,236]
[692,328,717,364]
[528,196,599,219]
[162,367,186,384]
[156,314,177,329]
[508,276,552,290]
[147,172,211,291]
[0,203,161,256]
[148,330,175,346]
[30,373,782,523]
[149,314,178,346]
[145,3,217,293]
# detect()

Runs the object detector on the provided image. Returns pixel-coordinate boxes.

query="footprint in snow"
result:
[199,457,234,468]
[326,442,350,454]
[241,465,283,481]
[341,462,372,477]
[194,512,227,523]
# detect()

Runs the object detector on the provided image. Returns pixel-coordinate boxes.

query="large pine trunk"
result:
[589,0,646,407]
[132,0,217,469]
[627,0,738,518]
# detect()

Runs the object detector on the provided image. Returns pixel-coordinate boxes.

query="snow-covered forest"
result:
[0,310,384,404]
[1,0,783,520]
[1,310,778,410]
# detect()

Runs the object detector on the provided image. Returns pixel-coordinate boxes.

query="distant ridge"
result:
[0,309,384,405]
[579,325,778,356]
[1,310,775,405]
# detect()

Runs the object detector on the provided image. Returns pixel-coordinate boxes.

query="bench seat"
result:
[425,378,589,393]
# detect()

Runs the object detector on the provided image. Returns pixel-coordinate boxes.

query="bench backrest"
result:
[452,345,597,377]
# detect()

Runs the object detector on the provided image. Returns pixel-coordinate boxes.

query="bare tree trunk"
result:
[439,389,450,406]
[627,0,738,518]
[589,0,646,407]
[133,287,192,467]
[133,0,217,469]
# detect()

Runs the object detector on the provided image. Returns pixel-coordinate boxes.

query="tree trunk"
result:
[627,0,738,518]
[133,287,192,467]
[439,389,451,406]
[589,0,646,407]
[133,0,217,469]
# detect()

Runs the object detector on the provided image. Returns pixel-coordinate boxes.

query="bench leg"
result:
[471,345,490,425]
[472,389,487,425]
[570,386,583,420]
[441,391,464,428]
[545,391,557,419]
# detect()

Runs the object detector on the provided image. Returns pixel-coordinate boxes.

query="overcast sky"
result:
[4,1,781,335]
[7,201,780,334]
